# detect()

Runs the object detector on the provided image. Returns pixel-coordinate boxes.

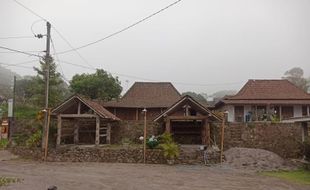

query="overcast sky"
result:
[0,0,309,95]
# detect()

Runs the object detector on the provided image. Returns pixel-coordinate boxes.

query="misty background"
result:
[0,0,309,95]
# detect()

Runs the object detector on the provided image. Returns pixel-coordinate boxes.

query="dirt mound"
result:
[223,148,294,171]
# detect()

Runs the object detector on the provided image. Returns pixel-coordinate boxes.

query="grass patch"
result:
[0,177,21,187]
[262,170,310,185]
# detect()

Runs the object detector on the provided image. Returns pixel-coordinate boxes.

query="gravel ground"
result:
[223,148,297,171]
[0,160,308,190]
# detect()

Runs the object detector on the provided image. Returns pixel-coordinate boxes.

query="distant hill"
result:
[0,65,20,98]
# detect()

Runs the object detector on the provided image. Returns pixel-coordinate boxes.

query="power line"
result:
[0,59,38,68]
[50,37,69,83]
[0,35,34,40]
[12,0,47,21]
[55,0,182,55]
[0,46,43,58]
[51,27,95,69]
[0,50,44,54]
[0,61,34,69]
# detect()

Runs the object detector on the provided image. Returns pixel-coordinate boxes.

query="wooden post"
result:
[220,114,226,164]
[279,106,282,121]
[165,118,171,133]
[307,105,310,116]
[95,115,100,145]
[107,123,111,144]
[73,119,79,144]
[56,114,62,146]
[136,108,139,121]
[205,121,210,146]
[143,109,147,164]
[44,109,51,161]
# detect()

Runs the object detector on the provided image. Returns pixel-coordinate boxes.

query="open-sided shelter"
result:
[52,95,120,146]
[154,95,221,145]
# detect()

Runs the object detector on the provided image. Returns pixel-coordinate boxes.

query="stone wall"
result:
[213,122,303,158]
[10,145,220,164]
[111,121,163,144]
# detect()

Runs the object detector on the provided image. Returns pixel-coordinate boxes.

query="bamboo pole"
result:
[220,112,227,164]
[143,108,147,164]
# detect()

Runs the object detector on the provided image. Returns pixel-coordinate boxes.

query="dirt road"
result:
[0,160,308,190]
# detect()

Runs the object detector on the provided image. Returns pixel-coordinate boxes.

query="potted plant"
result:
[146,135,159,149]
[160,142,179,165]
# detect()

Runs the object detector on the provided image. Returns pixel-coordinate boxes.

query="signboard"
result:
[8,99,13,118]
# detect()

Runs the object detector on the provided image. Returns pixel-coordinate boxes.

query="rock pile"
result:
[223,147,295,171]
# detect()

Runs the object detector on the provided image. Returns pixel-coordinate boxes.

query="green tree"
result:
[283,67,309,92]
[70,69,122,100]
[182,91,207,103]
[32,56,69,107]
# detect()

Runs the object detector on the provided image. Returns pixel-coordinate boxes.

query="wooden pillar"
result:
[135,108,139,121]
[205,121,210,146]
[73,119,79,144]
[279,106,282,121]
[56,114,62,146]
[95,115,100,145]
[107,123,111,144]
[165,118,171,133]
[307,105,310,116]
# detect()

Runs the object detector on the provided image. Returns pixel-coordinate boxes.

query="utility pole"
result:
[9,75,16,140]
[42,21,51,150]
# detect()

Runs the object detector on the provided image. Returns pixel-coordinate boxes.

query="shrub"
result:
[160,142,179,160]
[26,130,42,148]
[146,135,159,149]
[303,137,310,162]
[158,132,173,144]
[0,139,9,149]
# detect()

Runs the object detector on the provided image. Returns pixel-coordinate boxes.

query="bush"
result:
[303,137,310,161]
[146,135,159,149]
[0,139,9,149]
[158,132,173,144]
[26,130,42,148]
[160,142,179,160]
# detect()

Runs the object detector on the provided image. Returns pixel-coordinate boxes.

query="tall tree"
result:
[32,56,69,107]
[70,69,122,100]
[283,67,309,92]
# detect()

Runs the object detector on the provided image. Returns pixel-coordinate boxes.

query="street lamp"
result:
[142,108,147,164]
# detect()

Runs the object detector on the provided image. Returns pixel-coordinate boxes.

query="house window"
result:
[234,106,244,122]
[282,106,294,119]
[302,106,308,116]
[257,106,267,121]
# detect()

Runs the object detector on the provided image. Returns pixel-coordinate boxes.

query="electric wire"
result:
[50,37,69,83]
[0,46,43,58]
[0,36,34,40]
[56,0,182,54]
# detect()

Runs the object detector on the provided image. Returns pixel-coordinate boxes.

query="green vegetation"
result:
[262,170,310,185]
[0,177,21,187]
[158,132,179,161]
[26,129,42,148]
[70,69,122,100]
[0,139,9,149]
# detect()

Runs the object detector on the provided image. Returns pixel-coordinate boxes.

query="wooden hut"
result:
[52,95,120,146]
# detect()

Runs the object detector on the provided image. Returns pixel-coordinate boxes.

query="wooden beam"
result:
[107,123,111,144]
[95,115,100,145]
[167,116,208,120]
[60,114,96,118]
[73,119,79,144]
[279,106,282,121]
[56,114,62,146]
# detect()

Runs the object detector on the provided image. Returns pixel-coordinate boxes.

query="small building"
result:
[215,79,310,122]
[52,95,120,146]
[104,82,181,121]
[154,95,221,145]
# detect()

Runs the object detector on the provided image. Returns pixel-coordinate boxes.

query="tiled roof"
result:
[104,82,181,108]
[230,79,310,100]
[52,95,120,121]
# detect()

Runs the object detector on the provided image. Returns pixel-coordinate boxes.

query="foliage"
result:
[121,137,132,145]
[14,104,39,119]
[158,132,179,160]
[146,135,159,149]
[0,177,21,187]
[30,55,69,107]
[283,67,309,92]
[26,129,42,148]
[262,170,310,185]
[182,91,207,103]
[160,142,180,160]
[0,139,9,149]
[70,69,122,101]
[158,132,173,144]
